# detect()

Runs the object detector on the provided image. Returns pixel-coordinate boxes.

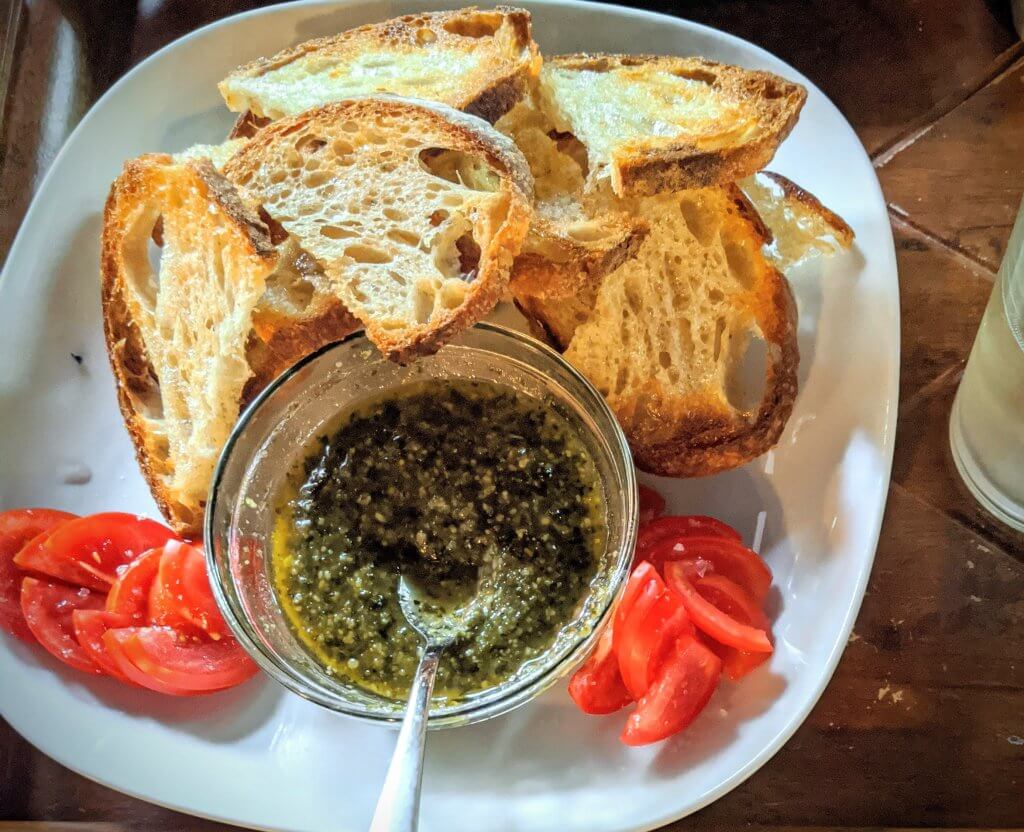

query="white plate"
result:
[0,2,899,830]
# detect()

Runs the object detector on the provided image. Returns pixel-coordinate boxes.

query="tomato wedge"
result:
[637,485,666,525]
[0,509,77,640]
[635,515,742,563]
[155,541,228,638]
[617,588,693,700]
[568,626,632,714]
[694,575,772,680]
[621,635,722,746]
[646,535,772,602]
[613,561,661,639]
[664,563,773,653]
[20,577,105,674]
[106,546,163,623]
[148,575,204,636]
[72,610,134,682]
[15,513,178,591]
[105,627,257,693]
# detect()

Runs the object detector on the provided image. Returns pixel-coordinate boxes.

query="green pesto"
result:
[272,379,606,700]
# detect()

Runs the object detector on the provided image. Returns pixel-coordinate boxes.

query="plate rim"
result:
[0,1,900,829]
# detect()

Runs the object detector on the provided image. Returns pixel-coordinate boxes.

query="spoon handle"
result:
[368,642,443,832]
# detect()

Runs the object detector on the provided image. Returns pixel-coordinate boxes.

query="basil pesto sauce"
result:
[272,380,606,700]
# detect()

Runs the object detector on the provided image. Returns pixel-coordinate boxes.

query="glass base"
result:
[949,395,1024,532]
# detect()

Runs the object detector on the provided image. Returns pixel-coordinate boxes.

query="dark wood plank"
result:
[878,57,1024,270]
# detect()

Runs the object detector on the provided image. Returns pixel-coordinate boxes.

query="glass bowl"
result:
[205,323,637,729]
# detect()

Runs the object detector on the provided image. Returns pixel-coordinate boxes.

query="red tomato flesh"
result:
[20,577,105,674]
[614,578,664,697]
[621,635,722,746]
[637,485,666,525]
[694,575,772,680]
[101,629,204,696]
[15,512,178,591]
[664,564,773,653]
[106,626,257,692]
[635,515,742,562]
[148,575,204,637]
[0,509,77,640]
[72,610,134,682]
[568,626,632,714]
[106,546,163,623]
[155,541,228,639]
[617,589,693,700]
[646,535,772,602]
[613,561,661,639]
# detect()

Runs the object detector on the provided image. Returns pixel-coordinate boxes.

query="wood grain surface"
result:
[1,1,1022,830]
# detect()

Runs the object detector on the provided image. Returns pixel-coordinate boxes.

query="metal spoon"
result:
[368,574,481,832]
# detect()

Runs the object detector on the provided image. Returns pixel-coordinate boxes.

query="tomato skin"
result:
[15,513,178,590]
[20,577,105,674]
[148,576,204,637]
[621,635,722,746]
[107,626,257,692]
[646,535,772,602]
[635,515,742,563]
[694,575,772,680]
[613,561,662,643]
[155,541,228,639]
[664,564,773,653]
[72,610,134,682]
[101,629,204,696]
[106,546,163,623]
[637,485,666,525]
[568,626,632,714]
[617,590,693,700]
[0,509,77,640]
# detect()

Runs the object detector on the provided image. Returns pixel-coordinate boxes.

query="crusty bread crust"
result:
[223,96,533,363]
[758,171,854,247]
[219,7,540,125]
[102,155,279,535]
[543,54,807,197]
[228,110,271,140]
[511,212,647,298]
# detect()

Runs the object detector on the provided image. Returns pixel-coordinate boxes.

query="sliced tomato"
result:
[617,588,693,700]
[106,546,163,623]
[105,627,257,693]
[664,564,773,653]
[568,626,632,714]
[613,561,661,640]
[637,485,666,525]
[695,575,772,680]
[155,541,228,639]
[0,509,77,640]
[614,577,663,695]
[15,513,178,591]
[635,515,742,563]
[646,535,772,602]
[148,574,205,637]
[20,577,105,674]
[72,610,134,682]
[101,629,204,696]
[621,634,722,746]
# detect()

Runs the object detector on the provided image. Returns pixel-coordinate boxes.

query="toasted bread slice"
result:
[497,100,647,297]
[102,155,281,533]
[173,139,246,171]
[537,54,806,197]
[219,7,540,126]
[740,171,854,271]
[222,96,533,361]
[517,185,798,478]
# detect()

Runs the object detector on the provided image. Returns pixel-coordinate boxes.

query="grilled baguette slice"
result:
[102,155,281,533]
[517,185,799,478]
[223,96,533,361]
[537,54,806,197]
[219,7,540,126]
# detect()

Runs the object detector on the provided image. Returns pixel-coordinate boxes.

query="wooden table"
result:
[1,1,1022,830]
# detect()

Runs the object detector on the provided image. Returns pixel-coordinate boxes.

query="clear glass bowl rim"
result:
[205,322,638,729]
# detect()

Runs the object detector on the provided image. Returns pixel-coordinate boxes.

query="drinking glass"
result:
[949,195,1024,531]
